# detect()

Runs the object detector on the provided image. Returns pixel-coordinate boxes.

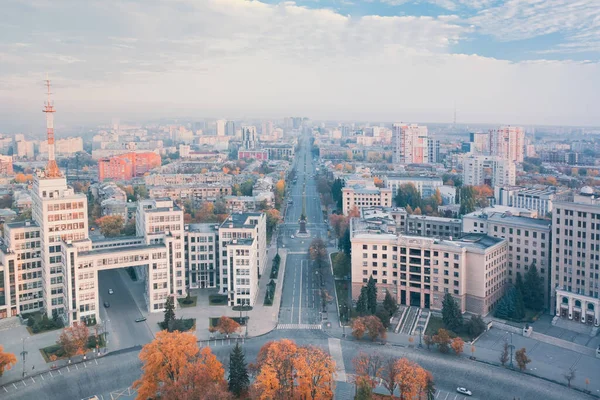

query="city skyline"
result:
[1,0,599,130]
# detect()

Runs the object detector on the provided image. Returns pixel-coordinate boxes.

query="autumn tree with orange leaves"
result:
[352,352,383,397]
[58,322,89,359]
[451,337,465,355]
[0,346,17,377]
[134,331,230,400]
[351,316,386,342]
[215,316,241,336]
[251,339,336,400]
[395,358,429,400]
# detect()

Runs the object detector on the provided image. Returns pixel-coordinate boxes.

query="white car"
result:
[290,235,295,239]
[456,387,472,396]
[108,288,114,295]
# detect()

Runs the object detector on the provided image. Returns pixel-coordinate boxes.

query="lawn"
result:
[178,295,197,308]
[209,294,228,306]
[335,280,349,308]
[425,315,472,342]
[40,335,105,362]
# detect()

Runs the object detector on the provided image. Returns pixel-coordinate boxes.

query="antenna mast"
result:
[43,77,61,178]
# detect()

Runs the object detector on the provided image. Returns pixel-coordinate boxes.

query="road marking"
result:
[2,386,7,392]
[76,364,79,370]
[299,262,303,324]
[444,392,448,400]
[58,369,62,375]
[435,390,440,398]
[84,362,87,368]
[41,374,45,381]
[49,371,53,377]
[67,366,70,372]
[12,383,17,390]
[22,380,26,387]
[31,377,35,384]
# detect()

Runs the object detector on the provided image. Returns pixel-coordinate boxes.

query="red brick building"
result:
[98,152,161,181]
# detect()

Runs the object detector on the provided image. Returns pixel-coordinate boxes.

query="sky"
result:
[1,0,599,131]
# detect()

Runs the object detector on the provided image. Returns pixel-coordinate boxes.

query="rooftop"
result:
[221,212,263,229]
[187,223,218,233]
[79,243,165,257]
[6,220,39,229]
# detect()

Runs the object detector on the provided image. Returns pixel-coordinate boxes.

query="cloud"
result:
[0,0,598,126]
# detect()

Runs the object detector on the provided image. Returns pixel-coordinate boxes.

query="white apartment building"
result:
[552,188,600,327]
[350,218,507,316]
[490,126,525,163]
[342,185,393,216]
[463,155,516,187]
[218,213,266,306]
[185,224,218,289]
[39,137,84,156]
[382,175,443,198]
[144,173,233,186]
[406,215,462,239]
[495,186,558,216]
[469,132,490,154]
[463,211,552,309]
[392,124,429,164]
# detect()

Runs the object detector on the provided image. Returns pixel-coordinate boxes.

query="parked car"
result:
[456,387,472,396]
[135,317,147,323]
[103,301,110,308]
[108,288,114,295]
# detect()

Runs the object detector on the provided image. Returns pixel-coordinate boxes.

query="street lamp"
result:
[508,333,515,369]
[103,319,110,354]
[417,326,423,348]
[21,337,28,377]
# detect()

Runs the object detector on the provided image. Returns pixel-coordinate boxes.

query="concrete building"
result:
[39,137,83,156]
[216,119,226,137]
[470,132,490,154]
[463,210,552,309]
[98,152,161,181]
[0,154,13,175]
[495,186,559,216]
[427,138,440,163]
[342,185,393,216]
[185,224,218,289]
[144,173,233,186]
[392,124,428,164]
[406,215,462,239]
[463,155,516,187]
[148,184,232,204]
[552,188,600,327]
[383,175,443,198]
[490,126,524,163]
[225,121,236,136]
[350,218,507,315]
[218,213,266,306]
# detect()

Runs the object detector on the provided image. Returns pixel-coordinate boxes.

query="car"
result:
[108,288,114,295]
[103,301,110,308]
[135,317,147,323]
[456,387,472,396]
[290,235,295,239]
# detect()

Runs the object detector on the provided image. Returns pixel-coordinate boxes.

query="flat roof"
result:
[187,223,217,233]
[221,212,262,228]
[79,243,164,257]
[6,220,39,229]
[486,213,551,229]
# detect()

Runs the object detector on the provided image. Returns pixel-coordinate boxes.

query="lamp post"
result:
[103,319,110,354]
[417,326,423,348]
[20,337,28,377]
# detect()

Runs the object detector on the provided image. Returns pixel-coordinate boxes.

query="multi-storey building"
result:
[39,137,83,156]
[494,186,560,216]
[406,215,462,239]
[489,126,524,163]
[342,185,393,216]
[552,187,600,327]
[427,139,440,163]
[463,155,516,187]
[98,152,161,181]
[218,213,266,306]
[185,224,218,289]
[0,155,13,175]
[382,175,443,198]
[392,124,428,164]
[463,210,552,309]
[148,184,232,204]
[350,218,507,315]
[144,173,233,186]
[469,132,490,154]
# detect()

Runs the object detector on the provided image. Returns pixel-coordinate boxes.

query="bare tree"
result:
[499,340,509,366]
[377,356,400,397]
[564,367,576,388]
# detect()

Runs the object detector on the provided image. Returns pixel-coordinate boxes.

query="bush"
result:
[160,317,196,332]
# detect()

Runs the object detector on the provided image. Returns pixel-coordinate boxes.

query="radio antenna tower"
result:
[43,76,61,178]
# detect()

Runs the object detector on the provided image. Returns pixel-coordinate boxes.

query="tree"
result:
[229,343,250,398]
[523,263,545,312]
[95,215,124,237]
[564,367,576,388]
[441,293,463,331]
[499,340,509,366]
[352,352,382,397]
[365,276,377,315]
[0,194,12,209]
[134,331,199,399]
[265,209,281,239]
[376,308,392,329]
[356,286,368,314]
[215,316,241,336]
[58,322,89,359]
[451,337,464,355]
[309,238,328,270]
[352,317,367,339]
[413,207,422,215]
[332,252,350,279]
[395,358,429,400]
[121,218,136,236]
[395,183,422,210]
[424,372,436,400]
[515,348,531,371]
[296,346,336,400]
[466,315,486,339]
[340,227,351,256]
[378,357,400,397]
[383,290,398,317]
[433,329,452,354]
[0,346,17,377]
[329,214,349,239]
[163,295,176,330]
[352,316,386,341]
[423,335,434,350]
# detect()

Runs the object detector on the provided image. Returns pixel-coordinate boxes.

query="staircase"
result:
[400,306,420,335]
[412,309,430,335]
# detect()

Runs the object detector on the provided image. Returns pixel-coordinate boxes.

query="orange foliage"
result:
[352,352,382,390]
[395,358,429,400]
[215,316,241,336]
[348,206,360,218]
[329,214,349,239]
[352,316,386,341]
[0,345,17,377]
[296,346,336,400]
[58,322,89,359]
[373,177,384,188]
[452,337,465,355]
[276,180,286,196]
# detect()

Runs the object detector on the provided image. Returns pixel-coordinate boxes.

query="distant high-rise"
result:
[392,123,428,164]
[427,138,440,163]
[469,132,490,154]
[225,120,235,136]
[241,126,258,150]
[489,126,524,163]
[216,119,226,137]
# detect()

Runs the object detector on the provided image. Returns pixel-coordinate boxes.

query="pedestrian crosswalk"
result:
[276,323,322,330]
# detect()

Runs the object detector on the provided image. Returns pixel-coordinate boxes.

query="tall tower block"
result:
[43,78,61,178]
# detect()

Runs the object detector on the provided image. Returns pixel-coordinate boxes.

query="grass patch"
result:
[25,311,63,335]
[178,295,197,308]
[159,318,196,332]
[425,315,472,342]
[209,294,228,306]
[40,335,105,362]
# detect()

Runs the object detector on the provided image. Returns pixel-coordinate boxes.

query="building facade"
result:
[392,124,428,164]
[342,185,393,216]
[382,175,443,198]
[489,126,524,163]
[98,152,161,181]
[185,224,218,289]
[406,215,462,239]
[463,155,516,187]
[494,186,558,216]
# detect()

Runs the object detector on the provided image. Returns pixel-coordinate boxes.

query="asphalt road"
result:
[97,269,154,350]
[3,331,593,400]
